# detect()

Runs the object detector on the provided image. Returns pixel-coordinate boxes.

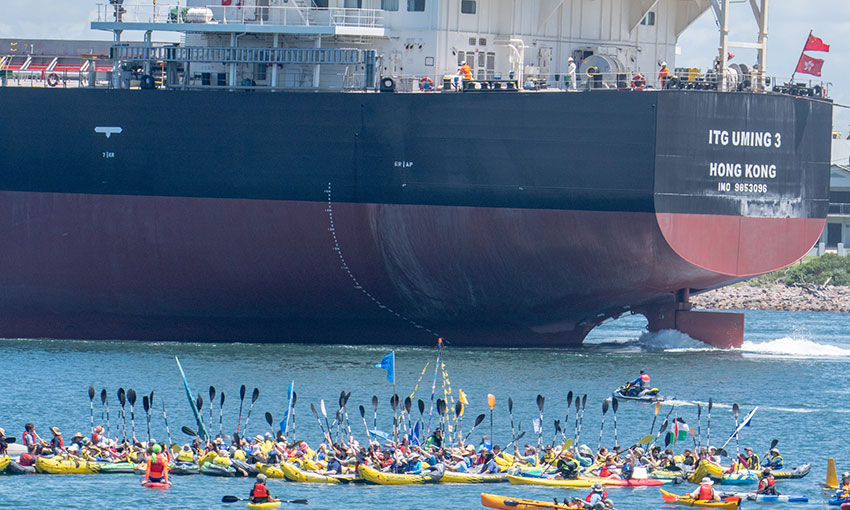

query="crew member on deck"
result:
[658,62,670,87]
[459,61,472,81]
[567,57,577,91]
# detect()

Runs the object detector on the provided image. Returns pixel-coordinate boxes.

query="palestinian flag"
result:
[673,421,690,443]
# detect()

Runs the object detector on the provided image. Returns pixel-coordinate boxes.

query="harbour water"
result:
[1,309,848,509]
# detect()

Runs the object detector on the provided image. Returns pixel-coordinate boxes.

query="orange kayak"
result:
[660,489,740,510]
[481,493,584,510]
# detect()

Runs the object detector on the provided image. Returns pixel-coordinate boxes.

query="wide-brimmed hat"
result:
[254,435,264,442]
[701,477,714,485]
[0,428,5,436]
[50,426,61,435]
[592,482,604,491]
[72,432,84,440]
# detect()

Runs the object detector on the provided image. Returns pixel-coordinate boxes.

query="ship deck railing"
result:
[93,4,384,36]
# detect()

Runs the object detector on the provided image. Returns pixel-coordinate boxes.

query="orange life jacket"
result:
[251,483,270,499]
[698,484,715,500]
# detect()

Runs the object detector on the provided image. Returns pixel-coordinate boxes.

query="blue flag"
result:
[280,381,294,437]
[409,421,420,446]
[375,351,395,382]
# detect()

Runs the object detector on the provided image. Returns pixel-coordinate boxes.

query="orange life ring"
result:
[418,76,434,92]
[631,74,646,90]
[47,73,60,87]
[221,0,232,5]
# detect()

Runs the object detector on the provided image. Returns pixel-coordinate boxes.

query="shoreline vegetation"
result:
[691,253,850,313]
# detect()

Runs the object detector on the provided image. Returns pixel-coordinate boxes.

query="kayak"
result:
[720,493,808,503]
[441,471,508,483]
[280,462,341,484]
[357,464,444,485]
[98,462,137,474]
[200,463,238,477]
[661,489,741,510]
[651,469,686,480]
[722,471,760,485]
[256,463,287,480]
[169,462,200,475]
[772,464,811,480]
[689,462,726,484]
[828,493,850,506]
[0,456,9,473]
[142,480,171,489]
[35,456,101,474]
[507,474,665,488]
[247,502,282,510]
[5,461,36,475]
[232,459,259,476]
[481,492,584,510]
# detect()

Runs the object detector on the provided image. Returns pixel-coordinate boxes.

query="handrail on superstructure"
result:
[93,3,384,30]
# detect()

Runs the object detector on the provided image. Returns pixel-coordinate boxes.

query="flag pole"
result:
[791,29,812,83]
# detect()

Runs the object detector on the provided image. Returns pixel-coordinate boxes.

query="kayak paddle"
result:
[707,397,713,447]
[508,397,516,444]
[598,398,609,451]
[311,403,331,446]
[320,400,335,444]
[732,403,740,471]
[487,393,495,445]
[143,395,151,444]
[552,419,561,447]
[564,391,573,443]
[182,425,198,438]
[118,387,127,444]
[359,405,371,440]
[236,384,247,435]
[455,401,463,445]
[291,391,298,439]
[221,496,307,504]
[208,386,216,436]
[127,389,137,443]
[463,413,487,442]
[612,396,619,448]
[88,386,95,435]
[390,394,400,443]
[573,396,580,443]
[265,411,274,437]
[696,403,702,450]
[536,394,545,451]
[244,388,260,437]
[404,396,413,437]
[162,399,173,446]
[219,391,226,437]
[417,398,425,436]
[371,395,379,432]
[649,400,661,435]
[101,388,109,439]
[577,394,587,443]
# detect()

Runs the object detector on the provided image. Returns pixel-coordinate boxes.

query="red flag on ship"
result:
[795,54,825,77]
[804,34,830,52]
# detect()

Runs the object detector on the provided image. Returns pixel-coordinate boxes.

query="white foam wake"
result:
[637,330,715,351]
[740,337,850,357]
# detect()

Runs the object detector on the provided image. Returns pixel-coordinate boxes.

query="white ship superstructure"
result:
[91,0,721,91]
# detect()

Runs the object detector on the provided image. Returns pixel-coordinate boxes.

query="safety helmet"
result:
[661,61,668,67]
[152,444,162,453]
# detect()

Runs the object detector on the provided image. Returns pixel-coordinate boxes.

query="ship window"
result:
[468,37,476,46]
[479,38,487,46]
[202,73,211,86]
[457,51,465,66]
[381,0,398,11]
[461,0,476,14]
[217,73,227,86]
[344,0,362,7]
[255,63,267,82]
[407,0,425,12]
[641,12,655,26]
[313,0,329,8]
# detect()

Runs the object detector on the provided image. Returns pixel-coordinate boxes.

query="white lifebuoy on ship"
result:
[47,73,60,87]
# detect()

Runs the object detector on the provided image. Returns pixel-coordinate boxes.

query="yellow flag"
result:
[459,389,469,405]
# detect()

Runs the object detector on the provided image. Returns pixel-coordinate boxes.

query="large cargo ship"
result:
[0,0,831,348]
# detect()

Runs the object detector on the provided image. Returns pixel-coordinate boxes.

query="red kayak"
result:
[582,476,666,487]
[142,481,171,489]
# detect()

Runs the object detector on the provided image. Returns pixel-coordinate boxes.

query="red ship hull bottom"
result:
[0,191,822,348]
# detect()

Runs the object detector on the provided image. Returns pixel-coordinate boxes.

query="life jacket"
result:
[761,475,775,490]
[698,484,715,501]
[19,453,34,467]
[148,454,166,478]
[251,482,270,499]
[91,433,101,444]
[586,490,607,502]
[177,450,195,463]
[23,431,36,446]
[599,465,612,477]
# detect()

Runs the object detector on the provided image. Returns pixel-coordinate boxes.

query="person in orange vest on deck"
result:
[143,444,170,485]
[689,477,721,501]
[459,61,472,81]
[658,62,670,88]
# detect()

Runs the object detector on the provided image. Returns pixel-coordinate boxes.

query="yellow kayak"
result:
[441,471,507,483]
[688,461,725,484]
[507,474,592,488]
[280,462,341,484]
[0,456,10,473]
[256,463,287,480]
[35,456,101,474]
[357,464,443,485]
[246,502,282,510]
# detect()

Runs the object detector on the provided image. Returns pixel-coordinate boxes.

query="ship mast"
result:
[715,0,769,92]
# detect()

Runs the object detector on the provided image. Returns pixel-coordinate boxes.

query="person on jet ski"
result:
[622,370,653,397]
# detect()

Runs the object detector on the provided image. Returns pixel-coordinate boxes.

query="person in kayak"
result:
[22,423,40,453]
[143,444,169,485]
[586,483,608,508]
[689,477,721,502]
[48,426,64,454]
[756,468,779,495]
[423,428,442,449]
[762,448,783,469]
[555,450,580,479]
[250,473,277,505]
